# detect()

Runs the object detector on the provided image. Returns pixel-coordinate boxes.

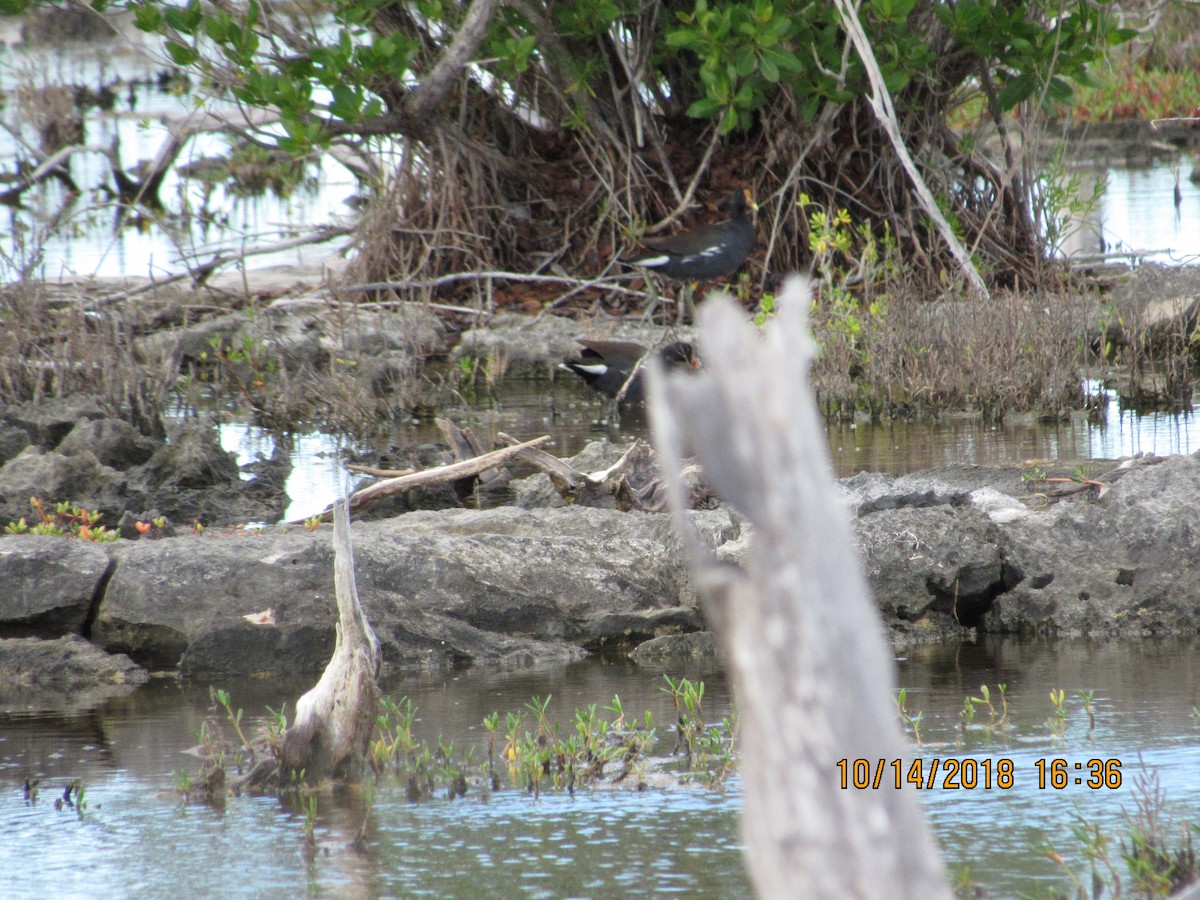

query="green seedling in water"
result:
[264,703,288,760]
[213,687,256,767]
[301,795,318,860]
[174,769,194,801]
[1080,690,1096,737]
[961,684,1010,740]
[1047,688,1068,741]
[895,688,924,747]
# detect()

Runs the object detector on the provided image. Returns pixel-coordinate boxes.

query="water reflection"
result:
[1062,159,1200,265]
[208,373,1200,522]
[3,641,1200,896]
[0,27,357,281]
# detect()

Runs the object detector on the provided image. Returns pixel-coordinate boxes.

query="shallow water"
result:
[209,373,1200,523]
[4,640,1200,897]
[1062,160,1200,265]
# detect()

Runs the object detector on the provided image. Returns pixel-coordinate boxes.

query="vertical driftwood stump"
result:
[648,277,951,899]
[281,499,381,783]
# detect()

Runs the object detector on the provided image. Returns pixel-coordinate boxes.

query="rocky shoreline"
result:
[3,445,1198,688]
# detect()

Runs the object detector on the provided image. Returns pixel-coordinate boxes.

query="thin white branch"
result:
[831,0,990,301]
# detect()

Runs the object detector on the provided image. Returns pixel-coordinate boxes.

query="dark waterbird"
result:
[625,189,757,281]
[560,339,700,403]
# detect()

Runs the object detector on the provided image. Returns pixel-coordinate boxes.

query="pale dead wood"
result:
[342,434,550,515]
[280,499,381,783]
[345,464,419,478]
[647,277,951,899]
[831,0,989,304]
[435,417,485,461]
[437,417,511,494]
[498,433,710,511]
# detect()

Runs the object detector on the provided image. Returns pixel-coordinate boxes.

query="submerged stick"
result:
[647,277,951,899]
[280,499,381,783]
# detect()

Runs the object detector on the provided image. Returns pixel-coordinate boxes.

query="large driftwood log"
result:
[280,499,381,783]
[647,277,951,899]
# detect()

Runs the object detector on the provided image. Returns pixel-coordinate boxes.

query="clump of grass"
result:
[799,197,1090,422]
[0,278,171,437]
[1041,761,1199,898]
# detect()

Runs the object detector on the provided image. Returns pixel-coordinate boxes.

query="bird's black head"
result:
[659,341,701,371]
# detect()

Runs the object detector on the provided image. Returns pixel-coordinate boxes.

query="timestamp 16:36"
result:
[835,757,1123,791]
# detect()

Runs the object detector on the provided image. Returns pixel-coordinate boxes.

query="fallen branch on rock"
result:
[1023,453,1169,503]
[340,433,550,517]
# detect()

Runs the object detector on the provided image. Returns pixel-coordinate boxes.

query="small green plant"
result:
[797,193,895,415]
[457,355,479,385]
[662,675,703,766]
[659,675,735,783]
[301,795,318,859]
[173,768,194,802]
[1033,144,1106,260]
[264,703,288,760]
[372,696,421,777]
[483,711,501,791]
[895,688,924,747]
[5,497,120,541]
[201,329,280,412]
[213,687,256,767]
[753,292,776,328]
[1047,688,1068,741]
[961,684,1010,740]
[1080,690,1096,738]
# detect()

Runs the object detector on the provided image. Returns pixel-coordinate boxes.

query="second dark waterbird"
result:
[560,339,700,403]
